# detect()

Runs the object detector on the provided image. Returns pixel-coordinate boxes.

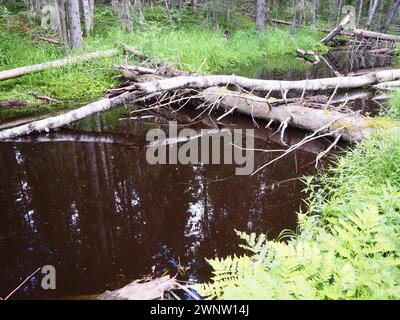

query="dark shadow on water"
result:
[0,108,335,299]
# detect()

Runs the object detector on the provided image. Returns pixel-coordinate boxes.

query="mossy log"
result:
[199,87,396,142]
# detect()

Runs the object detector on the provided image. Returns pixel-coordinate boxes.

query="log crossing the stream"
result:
[0,64,399,142]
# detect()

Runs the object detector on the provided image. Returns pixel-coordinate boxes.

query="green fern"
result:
[197,129,400,300]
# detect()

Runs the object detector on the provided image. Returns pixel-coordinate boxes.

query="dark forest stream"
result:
[0,50,393,299]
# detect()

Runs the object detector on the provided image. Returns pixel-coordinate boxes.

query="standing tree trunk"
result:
[178,0,184,9]
[311,0,318,26]
[191,0,197,12]
[111,0,120,13]
[67,0,83,48]
[298,0,305,25]
[57,0,69,55]
[366,0,379,30]
[383,0,400,32]
[336,0,344,24]
[289,0,297,36]
[122,0,133,32]
[356,0,364,27]
[256,0,266,33]
[82,0,92,36]
[134,0,145,23]
[89,0,95,33]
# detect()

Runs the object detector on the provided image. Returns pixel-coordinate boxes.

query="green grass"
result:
[0,4,326,122]
[388,89,400,119]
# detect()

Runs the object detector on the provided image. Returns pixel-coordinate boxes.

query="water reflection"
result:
[0,110,325,299]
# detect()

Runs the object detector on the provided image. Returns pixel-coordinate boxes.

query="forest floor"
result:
[0,3,327,122]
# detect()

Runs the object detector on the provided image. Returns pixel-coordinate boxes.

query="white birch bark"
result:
[67,0,83,48]
[256,0,266,33]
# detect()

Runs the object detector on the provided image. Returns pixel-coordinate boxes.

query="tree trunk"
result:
[57,0,69,55]
[298,0,305,25]
[0,49,118,81]
[3,67,400,141]
[366,0,379,30]
[111,0,120,13]
[134,0,145,23]
[82,0,92,36]
[356,0,364,27]
[89,0,95,33]
[289,7,296,35]
[199,87,382,142]
[352,28,400,41]
[311,0,318,26]
[336,0,344,25]
[67,0,83,48]
[129,69,400,93]
[256,0,266,33]
[191,0,197,12]
[383,0,400,32]
[123,0,133,32]
[321,13,352,44]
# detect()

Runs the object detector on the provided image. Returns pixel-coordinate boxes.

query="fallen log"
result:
[0,49,119,81]
[199,86,394,142]
[97,276,178,300]
[122,44,146,59]
[373,80,400,90]
[321,13,353,44]
[365,48,393,55]
[296,49,320,65]
[128,69,400,93]
[320,55,344,77]
[352,28,400,42]
[0,93,131,140]
[268,17,353,36]
[345,66,395,77]
[1,67,398,141]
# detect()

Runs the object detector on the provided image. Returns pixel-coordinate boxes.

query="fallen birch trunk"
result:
[0,93,130,140]
[130,69,400,93]
[199,87,390,142]
[0,49,119,81]
[321,13,352,44]
[352,28,400,42]
[296,49,320,64]
[1,67,398,140]
[373,80,400,90]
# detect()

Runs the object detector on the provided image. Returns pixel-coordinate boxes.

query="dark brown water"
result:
[0,51,391,299]
[0,108,332,299]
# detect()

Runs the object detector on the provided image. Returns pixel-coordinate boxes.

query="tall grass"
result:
[388,89,400,119]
